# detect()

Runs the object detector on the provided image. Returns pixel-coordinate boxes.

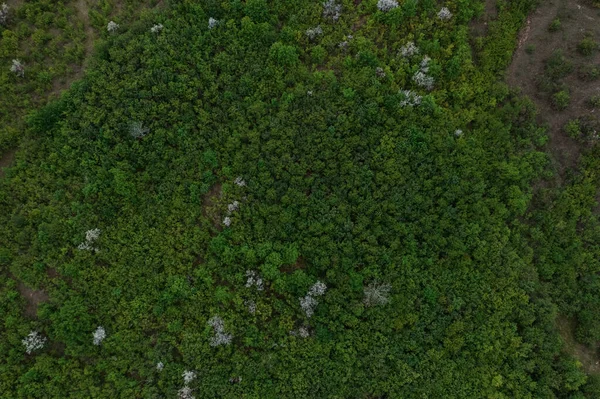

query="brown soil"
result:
[279,256,307,274]
[75,0,95,66]
[470,0,498,37]
[556,315,600,375]
[46,267,60,279]
[506,0,600,175]
[0,148,16,178]
[352,15,367,32]
[16,281,49,318]
[202,182,224,230]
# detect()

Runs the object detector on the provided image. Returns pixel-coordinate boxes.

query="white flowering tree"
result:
[107,21,119,33]
[299,281,327,318]
[412,56,434,90]
[129,121,150,138]
[182,370,196,384]
[208,17,219,29]
[399,41,419,58]
[245,299,257,314]
[150,23,163,33]
[78,228,101,252]
[438,7,453,20]
[93,326,106,345]
[322,0,342,21]
[245,270,264,291]
[156,361,164,371]
[413,71,434,90]
[363,282,392,307]
[10,59,24,77]
[290,326,310,338]
[207,315,233,347]
[306,26,323,40]
[377,0,398,12]
[177,370,197,399]
[227,200,240,214]
[178,386,195,399]
[399,89,422,107]
[234,176,246,187]
[0,3,9,26]
[22,331,47,354]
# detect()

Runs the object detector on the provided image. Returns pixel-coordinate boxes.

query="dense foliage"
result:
[1,0,600,397]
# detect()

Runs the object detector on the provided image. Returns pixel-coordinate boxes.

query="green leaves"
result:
[269,42,299,67]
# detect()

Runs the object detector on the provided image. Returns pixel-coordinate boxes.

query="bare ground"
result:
[556,315,600,375]
[74,0,96,70]
[507,0,600,371]
[0,148,16,178]
[202,182,224,231]
[506,0,600,175]
[470,0,498,37]
[279,256,307,274]
[17,281,49,318]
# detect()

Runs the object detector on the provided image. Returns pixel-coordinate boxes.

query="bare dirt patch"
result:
[0,148,16,178]
[280,256,307,274]
[202,182,224,230]
[16,281,49,318]
[469,0,498,38]
[46,267,60,279]
[506,0,600,175]
[352,15,367,32]
[556,314,600,375]
[75,0,95,66]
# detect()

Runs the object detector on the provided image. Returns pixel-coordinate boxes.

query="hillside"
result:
[1,0,600,397]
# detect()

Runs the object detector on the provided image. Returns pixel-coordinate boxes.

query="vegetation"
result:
[548,17,561,32]
[577,36,598,56]
[552,89,571,110]
[0,0,600,398]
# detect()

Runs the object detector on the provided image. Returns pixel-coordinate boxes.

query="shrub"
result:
[269,42,298,66]
[577,36,598,56]
[311,45,327,65]
[545,50,573,80]
[525,44,535,54]
[564,119,581,138]
[548,18,561,32]
[578,64,600,81]
[552,90,570,110]
[588,94,600,107]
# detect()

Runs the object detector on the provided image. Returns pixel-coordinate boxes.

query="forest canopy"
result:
[1,0,600,398]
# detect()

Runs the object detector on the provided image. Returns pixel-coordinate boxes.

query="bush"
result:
[564,119,581,138]
[269,42,299,66]
[552,90,570,110]
[311,45,327,65]
[588,94,600,108]
[545,50,574,80]
[548,18,561,32]
[577,36,598,56]
[525,44,535,54]
[578,64,600,81]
